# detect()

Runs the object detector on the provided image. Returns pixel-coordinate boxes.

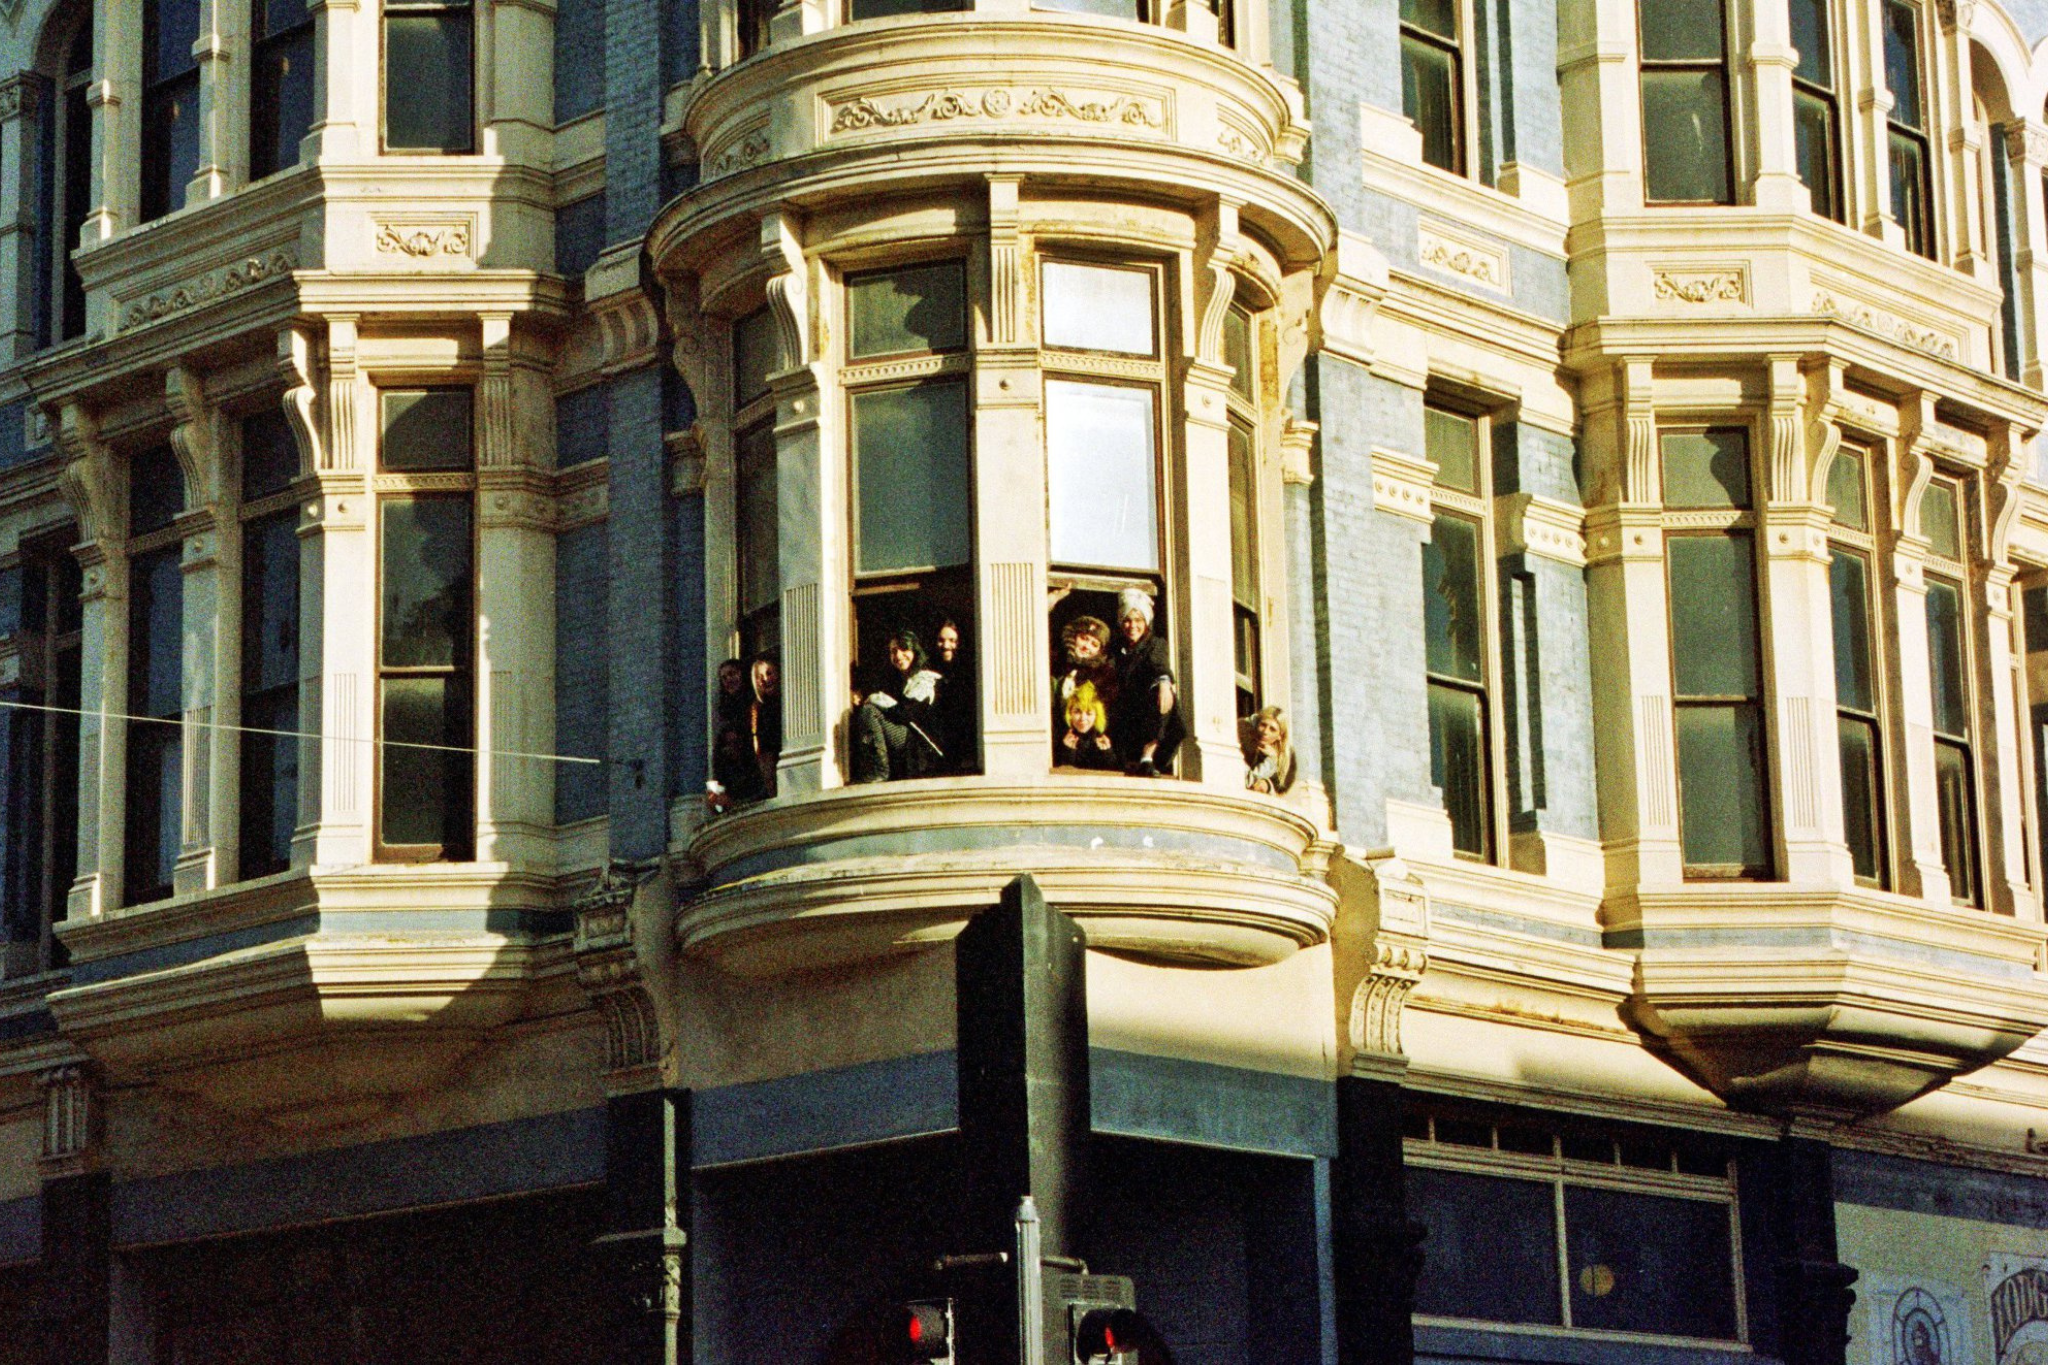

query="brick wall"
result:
[554,0,607,123]
[554,522,611,823]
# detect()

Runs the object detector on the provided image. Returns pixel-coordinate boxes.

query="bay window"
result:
[1663,429,1771,878]
[1921,476,1979,904]
[1789,0,1842,222]
[1826,446,1888,886]
[1884,0,1935,258]
[250,0,315,180]
[384,0,475,153]
[125,445,187,905]
[239,410,302,878]
[141,0,202,221]
[376,389,476,860]
[1423,403,1494,860]
[1637,0,1731,205]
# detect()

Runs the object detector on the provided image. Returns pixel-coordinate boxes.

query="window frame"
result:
[250,0,317,181]
[1398,0,1474,179]
[1659,425,1774,881]
[1423,398,1506,864]
[1789,0,1844,223]
[5,532,83,970]
[1406,1109,1747,1346]
[1824,444,1892,889]
[139,0,203,223]
[1920,472,1983,906]
[1635,0,1735,206]
[236,408,306,881]
[380,0,477,155]
[50,8,94,343]
[1883,0,1937,259]
[122,445,189,907]
[372,384,478,863]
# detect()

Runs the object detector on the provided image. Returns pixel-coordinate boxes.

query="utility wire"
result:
[0,697,605,767]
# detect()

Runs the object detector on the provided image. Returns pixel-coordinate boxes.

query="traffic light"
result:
[895,1299,953,1364]
[1048,1271,1138,1365]
[1072,1307,1139,1362]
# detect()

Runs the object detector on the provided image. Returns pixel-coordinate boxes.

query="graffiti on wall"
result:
[1860,1275,1974,1365]
[1988,1254,2048,1364]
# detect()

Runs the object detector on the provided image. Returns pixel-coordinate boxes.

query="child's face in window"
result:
[1068,705,1097,735]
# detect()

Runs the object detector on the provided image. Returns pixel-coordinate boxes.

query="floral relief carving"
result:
[1416,224,1508,291]
[1653,268,1746,305]
[117,248,299,332]
[703,130,772,180]
[829,86,1165,135]
[1811,289,1959,360]
[1215,125,1266,165]
[374,222,471,258]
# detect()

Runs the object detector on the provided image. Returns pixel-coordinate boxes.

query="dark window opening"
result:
[383,0,474,152]
[1401,0,1462,174]
[1638,0,1732,204]
[1790,0,1841,221]
[251,0,315,179]
[1884,0,1934,257]
[140,0,202,222]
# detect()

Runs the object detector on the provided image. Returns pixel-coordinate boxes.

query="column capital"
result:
[0,73,40,123]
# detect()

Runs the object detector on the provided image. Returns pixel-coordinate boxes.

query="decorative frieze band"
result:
[827,85,1168,137]
[1811,288,1959,361]
[118,248,299,333]
[373,219,473,261]
[1651,264,1747,306]
[1416,221,1509,293]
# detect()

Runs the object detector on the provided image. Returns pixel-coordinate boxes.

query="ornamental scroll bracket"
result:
[1347,856,1431,1065]
[572,858,670,1092]
[1763,354,1804,506]
[55,401,115,549]
[758,210,809,376]
[1896,391,1942,554]
[1803,358,1848,507]
[1620,356,1659,506]
[164,364,220,507]
[1195,196,1243,368]
[276,325,324,475]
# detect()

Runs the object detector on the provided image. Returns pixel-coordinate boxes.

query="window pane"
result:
[1825,448,1866,529]
[1793,89,1840,222]
[242,409,302,502]
[1563,1187,1737,1340]
[1409,1167,1562,1325]
[1839,714,1885,884]
[146,0,201,82]
[853,381,971,575]
[1030,0,1142,19]
[1920,479,1962,560]
[1223,308,1254,401]
[1043,263,1154,355]
[1935,737,1978,903]
[849,0,969,15]
[1890,130,1932,257]
[735,422,779,618]
[1426,406,1479,493]
[243,512,301,695]
[141,73,201,221]
[1668,534,1760,699]
[1676,703,1770,874]
[848,262,967,358]
[1884,0,1923,127]
[1789,0,1832,83]
[733,308,779,407]
[1925,577,1969,737]
[1661,429,1748,508]
[1400,0,1455,38]
[251,23,315,179]
[380,389,474,471]
[123,723,182,904]
[1424,513,1484,683]
[380,500,474,668]
[240,685,299,878]
[1228,422,1257,609]
[1641,69,1730,204]
[385,11,474,151]
[1429,682,1490,857]
[1639,0,1725,61]
[1829,549,1875,713]
[258,0,311,35]
[131,445,187,536]
[129,548,184,720]
[380,675,473,849]
[1401,34,1460,173]
[1046,380,1157,571]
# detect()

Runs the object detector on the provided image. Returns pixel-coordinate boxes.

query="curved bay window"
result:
[732,307,780,660]
[1662,428,1771,879]
[1224,305,1261,719]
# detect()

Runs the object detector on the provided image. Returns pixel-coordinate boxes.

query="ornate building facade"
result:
[9,0,2048,1358]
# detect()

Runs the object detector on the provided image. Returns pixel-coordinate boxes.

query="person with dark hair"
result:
[748,653,782,797]
[849,629,945,782]
[1052,614,1117,762]
[930,616,976,772]
[708,657,766,810]
[1110,588,1184,776]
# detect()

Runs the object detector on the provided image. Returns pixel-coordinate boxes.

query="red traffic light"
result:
[898,1302,951,1362]
[1073,1307,1140,1361]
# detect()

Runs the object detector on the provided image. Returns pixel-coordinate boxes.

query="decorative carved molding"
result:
[828,86,1166,135]
[702,129,771,180]
[277,325,324,473]
[1196,198,1242,367]
[40,1063,99,1176]
[1215,123,1267,165]
[1620,356,1658,505]
[164,364,219,506]
[1368,446,1436,525]
[0,74,40,122]
[117,248,298,332]
[1351,939,1428,1057]
[1811,289,1959,360]
[1652,266,1746,305]
[1497,491,1587,566]
[1279,417,1318,487]
[571,859,666,1084]
[759,211,808,374]
[2005,123,2048,166]
[477,315,517,469]
[1416,221,1509,292]
[988,176,1023,347]
[55,403,113,546]
[374,221,472,259]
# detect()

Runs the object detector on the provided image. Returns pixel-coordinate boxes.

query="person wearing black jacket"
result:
[1110,588,1185,775]
[849,629,946,782]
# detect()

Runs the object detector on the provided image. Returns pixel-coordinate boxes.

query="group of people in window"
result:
[849,617,974,782]
[1051,589,1185,777]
